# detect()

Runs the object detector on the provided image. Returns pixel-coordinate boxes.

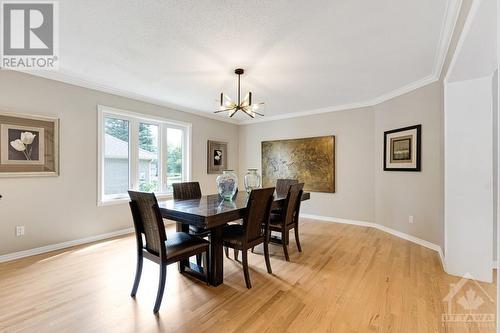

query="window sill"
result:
[97,193,173,207]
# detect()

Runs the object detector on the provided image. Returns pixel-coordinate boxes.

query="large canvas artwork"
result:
[262,136,335,193]
[0,112,59,177]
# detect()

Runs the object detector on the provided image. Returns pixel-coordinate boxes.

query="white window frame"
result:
[97,105,192,206]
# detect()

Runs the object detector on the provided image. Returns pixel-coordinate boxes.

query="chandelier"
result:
[214,68,264,118]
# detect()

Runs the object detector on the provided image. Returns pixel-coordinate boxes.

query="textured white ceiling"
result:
[40,0,455,122]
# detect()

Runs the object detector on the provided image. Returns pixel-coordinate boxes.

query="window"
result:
[166,128,183,192]
[138,123,159,192]
[98,106,191,205]
[104,117,130,195]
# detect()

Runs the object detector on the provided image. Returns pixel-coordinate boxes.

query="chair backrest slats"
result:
[243,187,275,243]
[128,191,166,255]
[283,183,305,226]
[172,182,202,200]
[276,179,299,197]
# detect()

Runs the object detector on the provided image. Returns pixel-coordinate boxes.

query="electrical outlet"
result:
[15,225,25,237]
[409,216,414,224]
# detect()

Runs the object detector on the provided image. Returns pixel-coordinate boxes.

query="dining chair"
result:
[128,190,210,314]
[268,183,304,261]
[222,187,275,288]
[275,178,299,197]
[272,179,299,215]
[172,182,210,266]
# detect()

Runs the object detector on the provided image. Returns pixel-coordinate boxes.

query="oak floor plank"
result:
[0,219,495,333]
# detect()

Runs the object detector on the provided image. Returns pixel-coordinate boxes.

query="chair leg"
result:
[234,248,239,261]
[263,241,272,274]
[282,231,290,262]
[131,254,143,297]
[153,264,167,314]
[225,246,229,259]
[294,225,302,252]
[196,254,202,267]
[242,250,252,289]
[203,250,210,286]
[251,246,255,253]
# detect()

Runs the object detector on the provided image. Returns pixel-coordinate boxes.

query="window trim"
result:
[97,105,192,206]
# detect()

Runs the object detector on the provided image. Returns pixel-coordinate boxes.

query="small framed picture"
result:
[384,125,421,171]
[0,112,59,177]
[207,140,227,174]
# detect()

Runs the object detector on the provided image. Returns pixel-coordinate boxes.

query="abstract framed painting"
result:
[207,140,228,174]
[0,112,59,177]
[261,135,335,193]
[383,125,421,171]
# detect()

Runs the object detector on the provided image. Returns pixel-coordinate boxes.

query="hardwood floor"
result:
[0,219,496,333]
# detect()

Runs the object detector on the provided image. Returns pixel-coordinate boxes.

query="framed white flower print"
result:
[0,112,59,177]
[207,140,228,174]
[1,124,45,165]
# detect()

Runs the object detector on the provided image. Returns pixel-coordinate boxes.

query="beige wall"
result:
[0,71,239,255]
[374,82,444,246]
[238,0,474,252]
[0,0,477,256]
[239,107,375,222]
[239,83,444,248]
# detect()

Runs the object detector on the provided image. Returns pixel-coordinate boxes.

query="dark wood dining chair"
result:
[172,182,210,266]
[268,183,304,261]
[222,187,275,288]
[128,190,210,314]
[272,179,299,215]
[276,178,299,197]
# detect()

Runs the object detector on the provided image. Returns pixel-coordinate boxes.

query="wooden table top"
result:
[158,191,310,228]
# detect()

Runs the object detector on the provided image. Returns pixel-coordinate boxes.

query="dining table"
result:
[158,190,310,286]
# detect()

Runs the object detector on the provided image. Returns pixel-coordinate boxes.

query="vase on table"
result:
[216,170,238,201]
[244,168,261,193]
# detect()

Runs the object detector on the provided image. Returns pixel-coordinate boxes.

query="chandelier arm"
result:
[243,106,263,117]
[229,108,238,118]
[214,108,236,113]
[242,107,255,118]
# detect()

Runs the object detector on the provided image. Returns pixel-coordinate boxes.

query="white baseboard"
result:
[301,214,376,228]
[300,213,446,269]
[0,228,134,263]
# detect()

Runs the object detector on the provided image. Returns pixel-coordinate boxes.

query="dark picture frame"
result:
[383,125,421,172]
[207,140,228,174]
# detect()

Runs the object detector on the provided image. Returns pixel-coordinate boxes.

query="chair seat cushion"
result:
[269,213,283,226]
[189,225,210,236]
[269,212,298,227]
[222,224,245,245]
[166,232,209,261]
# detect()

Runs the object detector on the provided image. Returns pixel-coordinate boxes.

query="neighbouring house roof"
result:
[105,134,157,160]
